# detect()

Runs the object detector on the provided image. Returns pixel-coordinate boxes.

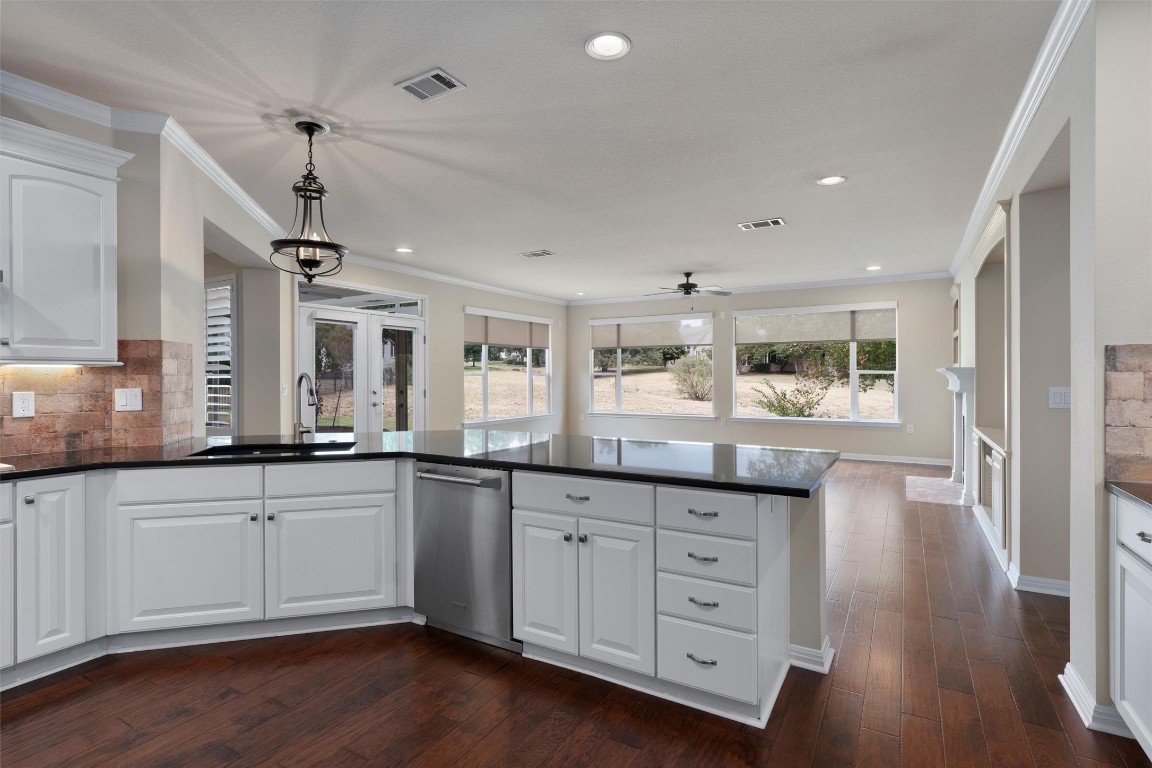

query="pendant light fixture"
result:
[269,117,348,282]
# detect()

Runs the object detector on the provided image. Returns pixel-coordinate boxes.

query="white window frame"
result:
[205,276,238,437]
[589,312,715,418]
[731,302,899,424]
[464,307,552,424]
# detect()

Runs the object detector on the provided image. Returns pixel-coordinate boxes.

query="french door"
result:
[297,307,424,437]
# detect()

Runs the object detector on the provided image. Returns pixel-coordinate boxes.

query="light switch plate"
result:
[1048,387,1071,409]
[115,388,143,412]
[12,392,34,418]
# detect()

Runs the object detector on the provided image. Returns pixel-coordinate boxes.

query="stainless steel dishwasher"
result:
[413,462,519,652]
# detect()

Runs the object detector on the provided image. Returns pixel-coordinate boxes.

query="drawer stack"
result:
[654,486,759,704]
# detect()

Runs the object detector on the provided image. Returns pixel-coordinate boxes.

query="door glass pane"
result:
[314,320,356,433]
[380,327,414,432]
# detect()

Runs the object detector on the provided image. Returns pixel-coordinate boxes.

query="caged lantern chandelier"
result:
[269,118,348,282]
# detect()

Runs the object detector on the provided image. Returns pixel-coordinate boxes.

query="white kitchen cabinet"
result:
[265,493,396,619]
[115,500,265,632]
[512,509,578,655]
[0,484,11,669]
[15,474,86,662]
[0,119,132,363]
[1111,493,1152,757]
[578,517,654,674]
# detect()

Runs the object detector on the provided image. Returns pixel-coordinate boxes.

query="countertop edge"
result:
[1106,481,1152,510]
[0,448,836,499]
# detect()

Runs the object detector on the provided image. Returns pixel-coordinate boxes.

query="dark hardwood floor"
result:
[3,460,1150,767]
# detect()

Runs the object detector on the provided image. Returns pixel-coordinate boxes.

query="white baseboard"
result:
[1060,662,1134,738]
[838,453,951,467]
[972,505,1009,573]
[789,636,834,673]
[1008,565,1071,597]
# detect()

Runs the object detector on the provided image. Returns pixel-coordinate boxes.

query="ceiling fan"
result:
[647,272,732,297]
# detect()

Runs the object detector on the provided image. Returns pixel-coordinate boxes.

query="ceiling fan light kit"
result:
[269,117,349,283]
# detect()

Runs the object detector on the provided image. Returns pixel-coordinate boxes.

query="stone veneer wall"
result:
[0,340,193,456]
[1105,344,1152,483]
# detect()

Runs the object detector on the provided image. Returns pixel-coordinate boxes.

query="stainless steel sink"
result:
[189,441,356,458]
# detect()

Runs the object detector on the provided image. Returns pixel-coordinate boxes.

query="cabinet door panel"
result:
[512,509,577,654]
[579,518,654,674]
[116,500,263,632]
[1115,548,1152,756]
[15,474,86,662]
[265,494,396,618]
[1,522,13,668]
[1,157,117,361]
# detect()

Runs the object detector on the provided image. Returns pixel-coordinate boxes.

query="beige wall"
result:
[974,252,1006,430]
[1013,186,1071,583]
[565,278,954,461]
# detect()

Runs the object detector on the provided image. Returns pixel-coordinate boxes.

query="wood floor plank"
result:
[940,688,991,768]
[902,714,947,768]
[933,615,975,695]
[903,647,942,721]
[958,610,1001,664]
[969,659,1035,768]
[1021,722,1080,768]
[809,687,863,768]
[855,727,902,767]
[831,591,878,694]
[992,634,1063,731]
[862,609,902,736]
[877,549,904,613]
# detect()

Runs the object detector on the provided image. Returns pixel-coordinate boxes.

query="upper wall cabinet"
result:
[0,118,133,363]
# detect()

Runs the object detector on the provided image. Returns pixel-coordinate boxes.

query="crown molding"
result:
[344,254,569,306]
[0,116,133,179]
[1,69,285,237]
[0,70,112,126]
[948,0,1092,276]
[568,271,952,306]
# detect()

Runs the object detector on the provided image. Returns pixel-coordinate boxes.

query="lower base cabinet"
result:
[1,520,13,669]
[1112,493,1152,757]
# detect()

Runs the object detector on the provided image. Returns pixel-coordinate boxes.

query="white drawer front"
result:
[657,572,756,632]
[657,486,755,539]
[0,483,11,524]
[1118,496,1152,568]
[657,529,756,586]
[265,461,395,497]
[513,472,654,525]
[657,615,757,703]
[117,466,263,503]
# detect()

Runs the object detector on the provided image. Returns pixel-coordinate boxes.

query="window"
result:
[205,278,236,436]
[590,313,713,416]
[463,308,551,422]
[734,303,896,421]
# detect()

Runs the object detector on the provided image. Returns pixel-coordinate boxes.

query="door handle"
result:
[416,471,502,489]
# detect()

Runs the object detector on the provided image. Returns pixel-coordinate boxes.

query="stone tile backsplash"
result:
[1105,344,1152,483]
[0,340,193,456]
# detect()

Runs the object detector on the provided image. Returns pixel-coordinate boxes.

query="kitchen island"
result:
[0,430,837,726]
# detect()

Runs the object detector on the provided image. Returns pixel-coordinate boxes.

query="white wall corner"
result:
[789,636,834,673]
[1059,662,1134,738]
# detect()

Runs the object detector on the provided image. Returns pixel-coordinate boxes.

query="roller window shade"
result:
[735,308,895,344]
[593,318,713,349]
[464,311,550,349]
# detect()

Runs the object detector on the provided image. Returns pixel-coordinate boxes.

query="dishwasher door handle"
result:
[416,470,503,489]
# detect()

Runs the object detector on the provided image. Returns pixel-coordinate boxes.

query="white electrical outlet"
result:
[906,424,915,434]
[12,392,35,418]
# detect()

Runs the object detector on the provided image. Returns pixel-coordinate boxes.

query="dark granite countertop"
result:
[0,430,839,497]
[1107,481,1152,510]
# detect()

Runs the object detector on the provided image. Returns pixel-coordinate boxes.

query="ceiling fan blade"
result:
[643,290,680,296]
[702,288,732,296]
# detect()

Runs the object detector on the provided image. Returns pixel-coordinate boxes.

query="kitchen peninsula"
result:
[0,430,836,727]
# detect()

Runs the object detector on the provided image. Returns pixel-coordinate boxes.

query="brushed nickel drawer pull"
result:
[688,508,719,518]
[688,596,720,608]
[687,552,718,563]
[1138,531,1152,544]
[686,652,717,666]
[565,493,590,502]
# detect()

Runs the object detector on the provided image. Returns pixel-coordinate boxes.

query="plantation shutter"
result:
[205,281,234,434]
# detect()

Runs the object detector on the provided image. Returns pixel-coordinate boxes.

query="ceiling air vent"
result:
[395,68,466,102]
[519,250,555,259]
[737,217,786,231]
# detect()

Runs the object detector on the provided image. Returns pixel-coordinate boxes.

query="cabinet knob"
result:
[250,513,258,522]
[578,533,588,544]
[563,533,572,542]
[267,512,276,521]
[687,552,718,563]
[23,495,34,505]
[686,652,718,666]
[1138,531,1152,544]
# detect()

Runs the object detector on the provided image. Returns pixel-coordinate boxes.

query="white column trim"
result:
[1059,661,1134,738]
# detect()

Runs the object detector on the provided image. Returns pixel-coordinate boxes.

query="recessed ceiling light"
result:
[817,175,847,186]
[586,33,631,60]
[395,248,413,253]
[576,292,585,296]
[866,265,882,271]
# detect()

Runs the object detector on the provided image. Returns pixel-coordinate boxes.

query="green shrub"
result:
[671,356,713,401]
[751,375,832,417]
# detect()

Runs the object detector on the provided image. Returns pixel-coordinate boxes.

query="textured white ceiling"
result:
[0,1,1058,300]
